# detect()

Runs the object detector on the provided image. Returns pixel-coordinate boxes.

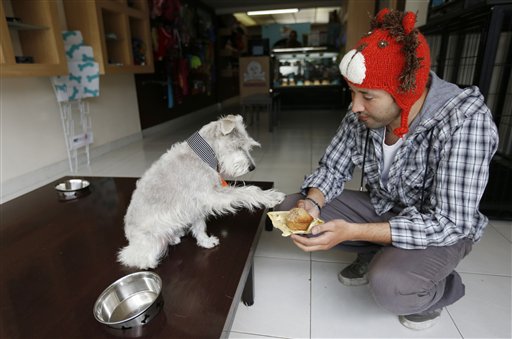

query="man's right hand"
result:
[296,199,320,219]
[296,187,325,219]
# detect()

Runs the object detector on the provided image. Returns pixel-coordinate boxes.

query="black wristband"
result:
[304,197,322,212]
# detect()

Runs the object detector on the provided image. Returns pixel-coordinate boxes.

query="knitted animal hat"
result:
[339,8,431,137]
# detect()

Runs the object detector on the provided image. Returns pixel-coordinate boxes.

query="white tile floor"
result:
[6,106,512,338]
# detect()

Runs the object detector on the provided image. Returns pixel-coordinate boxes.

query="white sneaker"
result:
[398,308,443,330]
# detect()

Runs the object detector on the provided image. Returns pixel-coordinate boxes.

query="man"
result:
[273,30,302,48]
[280,9,498,330]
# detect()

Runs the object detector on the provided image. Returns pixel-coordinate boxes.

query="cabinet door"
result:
[1,0,67,77]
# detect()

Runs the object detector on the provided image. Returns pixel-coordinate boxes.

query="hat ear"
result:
[376,8,390,23]
[402,11,416,35]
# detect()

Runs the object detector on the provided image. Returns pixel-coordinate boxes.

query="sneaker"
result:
[399,309,443,330]
[337,254,372,286]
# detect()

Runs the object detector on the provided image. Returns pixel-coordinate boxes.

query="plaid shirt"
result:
[302,73,499,249]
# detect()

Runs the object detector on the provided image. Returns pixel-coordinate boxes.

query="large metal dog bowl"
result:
[93,272,163,329]
[54,179,90,201]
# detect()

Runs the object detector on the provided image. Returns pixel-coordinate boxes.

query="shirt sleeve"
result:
[390,105,499,249]
[301,113,359,202]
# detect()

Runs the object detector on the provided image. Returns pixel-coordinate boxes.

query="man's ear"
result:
[220,115,237,135]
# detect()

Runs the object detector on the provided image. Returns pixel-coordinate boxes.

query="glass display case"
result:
[271,47,346,109]
[272,47,342,88]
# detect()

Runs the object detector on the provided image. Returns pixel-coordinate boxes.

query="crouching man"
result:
[280,8,498,330]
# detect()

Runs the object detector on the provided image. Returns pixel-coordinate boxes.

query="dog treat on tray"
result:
[267,210,323,237]
[285,208,313,231]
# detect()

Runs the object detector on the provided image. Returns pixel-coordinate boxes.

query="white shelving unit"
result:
[57,100,93,173]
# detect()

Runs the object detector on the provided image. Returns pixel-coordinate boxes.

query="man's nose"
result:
[351,94,365,113]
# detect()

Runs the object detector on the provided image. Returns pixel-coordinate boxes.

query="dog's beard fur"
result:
[118,115,285,269]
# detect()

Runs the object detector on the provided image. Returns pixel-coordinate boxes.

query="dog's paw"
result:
[169,236,181,245]
[263,189,286,207]
[197,235,219,249]
[118,245,160,269]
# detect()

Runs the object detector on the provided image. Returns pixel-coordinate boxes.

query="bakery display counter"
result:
[271,47,345,109]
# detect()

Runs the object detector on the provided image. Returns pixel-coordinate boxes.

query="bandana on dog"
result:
[187,131,217,170]
[339,8,431,137]
[187,131,228,187]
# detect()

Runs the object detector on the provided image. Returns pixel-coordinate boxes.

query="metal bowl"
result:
[55,179,90,201]
[93,272,163,330]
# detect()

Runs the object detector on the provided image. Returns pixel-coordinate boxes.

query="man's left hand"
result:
[290,219,353,252]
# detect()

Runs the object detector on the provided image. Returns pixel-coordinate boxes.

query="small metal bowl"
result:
[55,179,90,201]
[93,272,163,330]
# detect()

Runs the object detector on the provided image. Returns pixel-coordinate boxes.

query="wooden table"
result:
[0,177,272,338]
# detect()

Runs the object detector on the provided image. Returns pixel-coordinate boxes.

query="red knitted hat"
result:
[339,9,431,137]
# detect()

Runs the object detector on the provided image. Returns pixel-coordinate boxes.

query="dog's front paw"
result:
[169,236,181,245]
[198,235,219,249]
[263,189,286,207]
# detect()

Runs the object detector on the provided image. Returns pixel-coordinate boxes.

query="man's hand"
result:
[291,219,354,252]
[291,219,392,252]
[296,199,320,219]
[296,187,325,219]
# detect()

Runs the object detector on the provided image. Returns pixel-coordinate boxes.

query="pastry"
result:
[285,208,313,231]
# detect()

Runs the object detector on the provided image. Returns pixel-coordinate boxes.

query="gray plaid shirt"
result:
[302,73,499,249]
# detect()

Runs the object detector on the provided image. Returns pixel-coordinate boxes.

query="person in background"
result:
[273,30,302,48]
[327,10,342,48]
[278,8,498,330]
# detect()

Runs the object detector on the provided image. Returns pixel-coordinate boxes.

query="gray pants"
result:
[279,190,473,315]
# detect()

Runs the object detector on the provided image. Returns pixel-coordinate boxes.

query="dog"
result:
[118,114,285,269]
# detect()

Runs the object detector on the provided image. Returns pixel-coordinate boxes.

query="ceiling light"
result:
[247,8,299,16]
[233,13,258,26]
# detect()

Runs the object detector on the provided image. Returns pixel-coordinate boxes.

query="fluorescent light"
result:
[272,47,328,53]
[247,8,299,16]
[233,13,258,26]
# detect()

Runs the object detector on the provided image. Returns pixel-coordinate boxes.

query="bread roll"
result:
[286,208,313,231]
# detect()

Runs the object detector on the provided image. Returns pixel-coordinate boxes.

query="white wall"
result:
[405,0,429,27]
[0,74,142,185]
[1,0,143,198]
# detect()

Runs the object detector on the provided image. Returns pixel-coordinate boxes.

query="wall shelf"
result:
[1,0,68,77]
[7,22,49,31]
[63,0,154,75]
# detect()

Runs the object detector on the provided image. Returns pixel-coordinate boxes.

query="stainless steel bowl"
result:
[93,272,163,329]
[54,179,90,200]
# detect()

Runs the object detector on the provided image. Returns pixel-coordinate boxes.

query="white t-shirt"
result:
[381,134,404,186]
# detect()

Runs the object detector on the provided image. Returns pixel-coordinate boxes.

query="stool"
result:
[241,93,277,132]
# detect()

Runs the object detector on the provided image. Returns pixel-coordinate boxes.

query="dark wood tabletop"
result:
[0,176,272,338]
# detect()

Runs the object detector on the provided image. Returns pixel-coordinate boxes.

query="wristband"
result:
[304,197,322,212]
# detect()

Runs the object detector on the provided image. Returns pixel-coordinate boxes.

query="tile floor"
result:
[6,107,512,338]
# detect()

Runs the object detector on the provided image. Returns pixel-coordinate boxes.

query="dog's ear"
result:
[219,115,239,135]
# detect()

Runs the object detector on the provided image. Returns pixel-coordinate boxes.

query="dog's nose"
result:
[249,164,256,172]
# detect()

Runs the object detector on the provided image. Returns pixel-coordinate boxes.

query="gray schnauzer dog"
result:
[118,115,285,269]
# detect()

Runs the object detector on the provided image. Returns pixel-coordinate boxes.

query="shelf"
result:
[63,0,154,75]
[1,0,68,77]
[7,21,49,31]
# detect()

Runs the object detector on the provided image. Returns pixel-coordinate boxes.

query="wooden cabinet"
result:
[0,0,68,77]
[63,0,154,74]
[0,0,153,77]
